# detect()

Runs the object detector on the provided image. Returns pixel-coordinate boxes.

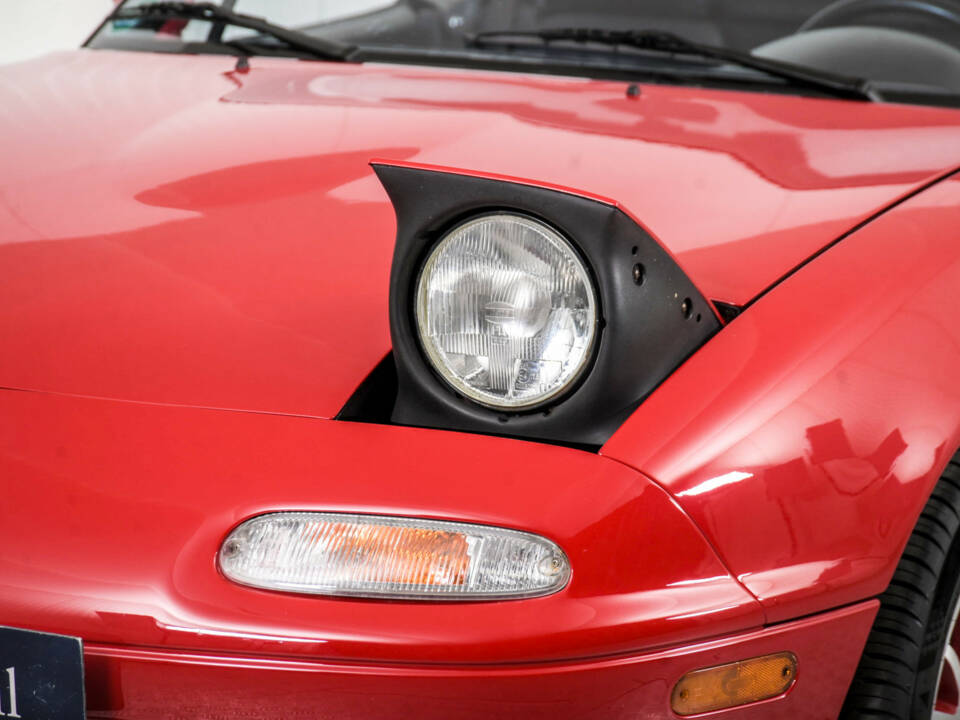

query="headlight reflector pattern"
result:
[415,214,598,410]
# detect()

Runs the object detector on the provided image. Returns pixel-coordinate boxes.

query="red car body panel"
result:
[81,601,876,720]
[4,51,960,422]
[4,42,960,718]
[604,174,960,622]
[0,389,763,664]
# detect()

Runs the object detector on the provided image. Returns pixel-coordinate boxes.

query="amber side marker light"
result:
[671,651,797,715]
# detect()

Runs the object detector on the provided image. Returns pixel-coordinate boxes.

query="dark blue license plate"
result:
[0,626,84,719]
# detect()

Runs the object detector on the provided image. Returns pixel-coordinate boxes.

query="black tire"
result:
[841,456,960,719]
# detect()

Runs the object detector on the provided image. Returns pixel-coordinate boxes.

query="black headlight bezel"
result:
[363,163,721,448]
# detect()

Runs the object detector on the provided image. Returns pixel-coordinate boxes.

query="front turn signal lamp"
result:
[219,512,570,600]
[671,652,797,715]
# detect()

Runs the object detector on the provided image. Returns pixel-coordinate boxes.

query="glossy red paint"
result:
[0,388,763,663]
[4,50,960,421]
[603,173,960,623]
[5,42,960,718]
[81,601,877,720]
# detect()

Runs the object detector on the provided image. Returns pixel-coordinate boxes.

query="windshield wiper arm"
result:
[471,28,880,102]
[113,1,355,61]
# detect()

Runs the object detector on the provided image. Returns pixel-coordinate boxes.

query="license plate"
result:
[0,626,85,719]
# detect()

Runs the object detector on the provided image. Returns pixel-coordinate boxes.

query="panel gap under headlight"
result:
[336,352,603,453]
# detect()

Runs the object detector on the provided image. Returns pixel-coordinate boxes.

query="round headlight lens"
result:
[415,214,598,410]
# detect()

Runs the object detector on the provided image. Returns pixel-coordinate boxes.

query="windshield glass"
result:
[88,0,960,104]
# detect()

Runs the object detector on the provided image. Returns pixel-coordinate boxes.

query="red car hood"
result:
[2,49,960,420]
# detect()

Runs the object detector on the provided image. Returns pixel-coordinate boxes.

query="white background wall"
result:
[0,0,394,65]
[0,0,114,65]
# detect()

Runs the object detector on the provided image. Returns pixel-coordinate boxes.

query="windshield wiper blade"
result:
[471,28,880,102]
[113,1,355,61]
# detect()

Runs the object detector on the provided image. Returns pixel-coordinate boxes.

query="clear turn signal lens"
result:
[219,512,570,600]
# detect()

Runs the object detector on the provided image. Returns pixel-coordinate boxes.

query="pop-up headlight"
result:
[348,163,720,447]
